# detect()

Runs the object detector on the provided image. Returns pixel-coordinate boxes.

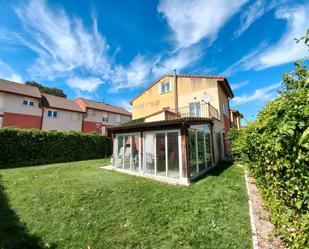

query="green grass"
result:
[0,159,252,249]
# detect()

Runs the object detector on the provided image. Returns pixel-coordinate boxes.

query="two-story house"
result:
[76,98,131,135]
[0,79,42,129]
[0,78,131,133]
[108,73,235,185]
[41,93,84,131]
[230,109,243,130]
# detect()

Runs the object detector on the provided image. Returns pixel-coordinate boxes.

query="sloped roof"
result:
[108,117,213,132]
[78,98,131,116]
[42,93,84,113]
[129,74,234,104]
[0,79,41,98]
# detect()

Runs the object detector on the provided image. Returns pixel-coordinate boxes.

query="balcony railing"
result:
[169,103,220,120]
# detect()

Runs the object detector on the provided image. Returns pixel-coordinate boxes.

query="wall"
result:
[177,77,220,114]
[0,92,42,116]
[84,108,130,127]
[42,108,83,131]
[131,76,176,119]
[2,112,42,129]
[144,111,166,122]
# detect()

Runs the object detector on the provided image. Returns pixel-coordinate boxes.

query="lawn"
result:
[0,159,252,249]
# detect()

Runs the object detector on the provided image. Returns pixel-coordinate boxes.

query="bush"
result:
[229,59,309,248]
[0,128,112,168]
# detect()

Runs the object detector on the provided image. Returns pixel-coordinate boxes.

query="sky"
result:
[0,0,308,122]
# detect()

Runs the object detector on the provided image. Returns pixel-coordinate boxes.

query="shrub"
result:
[0,128,112,168]
[229,33,309,248]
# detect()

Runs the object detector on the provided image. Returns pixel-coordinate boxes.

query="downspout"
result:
[174,69,178,111]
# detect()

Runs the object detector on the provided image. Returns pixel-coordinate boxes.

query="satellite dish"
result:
[203,92,211,103]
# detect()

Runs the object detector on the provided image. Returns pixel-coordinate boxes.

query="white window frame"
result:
[47,110,59,118]
[159,80,172,94]
[114,132,141,172]
[102,116,108,122]
[23,100,35,107]
[143,129,182,180]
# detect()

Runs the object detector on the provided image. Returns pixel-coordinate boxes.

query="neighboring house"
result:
[0,79,130,134]
[230,109,243,130]
[0,79,42,129]
[108,72,235,185]
[76,98,131,135]
[41,93,84,131]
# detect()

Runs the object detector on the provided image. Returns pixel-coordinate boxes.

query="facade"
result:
[41,94,84,131]
[230,109,243,130]
[109,73,236,184]
[76,98,132,135]
[0,79,42,129]
[0,78,131,133]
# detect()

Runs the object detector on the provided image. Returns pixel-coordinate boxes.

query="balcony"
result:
[169,103,220,120]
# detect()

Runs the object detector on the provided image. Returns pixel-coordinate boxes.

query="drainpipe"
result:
[174,69,178,111]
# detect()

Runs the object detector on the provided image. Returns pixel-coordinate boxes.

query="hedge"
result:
[0,128,112,168]
[229,58,309,248]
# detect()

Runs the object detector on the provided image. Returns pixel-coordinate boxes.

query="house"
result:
[230,109,243,130]
[0,79,42,129]
[0,78,131,134]
[41,93,84,131]
[108,72,235,185]
[76,98,132,135]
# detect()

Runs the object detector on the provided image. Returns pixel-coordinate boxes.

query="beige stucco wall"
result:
[131,76,228,121]
[41,108,83,131]
[132,76,175,119]
[144,111,166,122]
[84,108,130,126]
[0,92,42,116]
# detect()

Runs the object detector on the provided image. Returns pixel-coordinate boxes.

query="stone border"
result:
[244,169,259,249]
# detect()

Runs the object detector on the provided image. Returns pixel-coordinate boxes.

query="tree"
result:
[25,81,67,98]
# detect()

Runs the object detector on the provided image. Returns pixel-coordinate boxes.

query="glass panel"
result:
[156,133,166,176]
[195,103,201,117]
[114,135,124,168]
[189,130,197,177]
[131,134,140,172]
[123,135,131,170]
[204,128,213,168]
[167,132,179,179]
[197,130,206,172]
[144,133,155,174]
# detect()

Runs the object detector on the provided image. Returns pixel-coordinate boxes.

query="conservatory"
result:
[108,117,216,185]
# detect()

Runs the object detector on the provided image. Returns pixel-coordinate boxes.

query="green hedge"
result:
[229,59,309,248]
[0,128,112,168]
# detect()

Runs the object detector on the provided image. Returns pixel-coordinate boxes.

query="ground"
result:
[0,159,252,249]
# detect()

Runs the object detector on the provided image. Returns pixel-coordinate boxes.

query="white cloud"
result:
[234,0,276,38]
[257,5,309,69]
[14,0,110,90]
[231,82,281,106]
[158,0,248,48]
[224,4,309,75]
[0,59,23,82]
[230,80,249,90]
[66,76,103,92]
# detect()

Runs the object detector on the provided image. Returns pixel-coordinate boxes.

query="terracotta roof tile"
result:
[78,98,131,116]
[42,93,84,113]
[0,79,41,98]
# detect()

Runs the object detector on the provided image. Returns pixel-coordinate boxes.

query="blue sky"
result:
[0,0,308,122]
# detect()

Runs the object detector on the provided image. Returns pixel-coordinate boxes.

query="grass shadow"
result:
[191,161,234,183]
[0,175,54,249]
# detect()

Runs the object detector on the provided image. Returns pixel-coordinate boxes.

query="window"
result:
[160,81,171,94]
[47,110,58,118]
[189,102,201,117]
[222,101,228,116]
[102,116,108,122]
[23,100,34,106]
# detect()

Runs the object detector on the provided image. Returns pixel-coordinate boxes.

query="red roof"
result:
[77,98,131,116]
[0,79,41,98]
[42,93,84,113]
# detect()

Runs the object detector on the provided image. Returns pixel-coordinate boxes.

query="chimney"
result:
[174,69,178,111]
